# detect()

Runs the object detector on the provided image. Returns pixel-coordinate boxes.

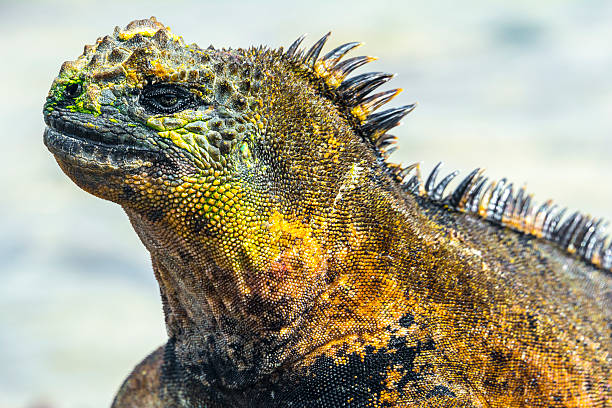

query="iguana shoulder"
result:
[44,17,611,407]
[112,346,165,408]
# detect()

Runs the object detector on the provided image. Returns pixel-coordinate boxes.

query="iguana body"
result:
[43,18,611,407]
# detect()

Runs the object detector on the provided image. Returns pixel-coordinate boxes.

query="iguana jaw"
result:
[44,100,163,164]
[43,125,158,172]
[42,107,165,202]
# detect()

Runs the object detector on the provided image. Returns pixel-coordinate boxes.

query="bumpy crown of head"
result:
[58,17,218,87]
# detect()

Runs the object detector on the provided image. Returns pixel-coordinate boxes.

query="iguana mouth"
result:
[43,115,159,170]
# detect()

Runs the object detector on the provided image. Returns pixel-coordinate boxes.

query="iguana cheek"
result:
[146,111,259,171]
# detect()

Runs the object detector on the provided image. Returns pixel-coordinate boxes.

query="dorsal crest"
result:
[284,33,611,275]
[401,162,612,273]
[282,33,416,154]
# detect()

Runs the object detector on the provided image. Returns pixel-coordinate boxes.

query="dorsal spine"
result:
[284,33,612,274]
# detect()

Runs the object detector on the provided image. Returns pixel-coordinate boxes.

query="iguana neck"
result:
[122,167,423,386]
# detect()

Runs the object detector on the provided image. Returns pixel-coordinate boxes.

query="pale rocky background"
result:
[0,0,611,407]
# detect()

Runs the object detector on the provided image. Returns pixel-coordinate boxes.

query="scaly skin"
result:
[43,18,611,407]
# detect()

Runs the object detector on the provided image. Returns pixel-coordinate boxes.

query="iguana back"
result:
[43,17,611,407]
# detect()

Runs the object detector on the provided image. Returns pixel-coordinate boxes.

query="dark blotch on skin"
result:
[399,313,415,328]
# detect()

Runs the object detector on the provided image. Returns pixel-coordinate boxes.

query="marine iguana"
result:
[43,17,611,407]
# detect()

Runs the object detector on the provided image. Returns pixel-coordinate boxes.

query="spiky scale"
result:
[448,168,480,208]
[355,89,402,117]
[577,218,597,257]
[564,213,584,249]
[585,220,607,260]
[338,72,394,104]
[466,177,489,213]
[375,133,397,149]
[303,32,331,67]
[361,104,416,138]
[485,178,502,211]
[509,187,524,225]
[555,211,581,248]
[402,163,424,195]
[321,41,362,63]
[541,204,558,240]
[518,193,532,223]
[501,185,516,224]
[521,197,534,231]
[398,162,419,181]
[492,181,512,223]
[548,207,567,241]
[568,215,590,253]
[286,34,306,58]
[425,162,443,196]
[404,175,420,194]
[460,173,486,211]
[530,200,548,236]
[431,170,459,202]
[477,181,496,217]
[381,146,398,158]
[332,56,377,82]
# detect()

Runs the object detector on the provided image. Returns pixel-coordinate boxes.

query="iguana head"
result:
[43,17,264,205]
[43,17,416,381]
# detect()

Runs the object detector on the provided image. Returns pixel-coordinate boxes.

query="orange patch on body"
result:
[257,211,328,302]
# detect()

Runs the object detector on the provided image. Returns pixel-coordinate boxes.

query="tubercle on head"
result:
[46,17,192,109]
[114,16,182,43]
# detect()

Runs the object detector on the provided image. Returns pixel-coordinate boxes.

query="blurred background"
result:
[0,0,611,406]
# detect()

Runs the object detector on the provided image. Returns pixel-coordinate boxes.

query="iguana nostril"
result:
[65,82,82,99]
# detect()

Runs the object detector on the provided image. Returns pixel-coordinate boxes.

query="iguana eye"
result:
[65,83,82,99]
[157,94,178,108]
[140,84,194,114]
